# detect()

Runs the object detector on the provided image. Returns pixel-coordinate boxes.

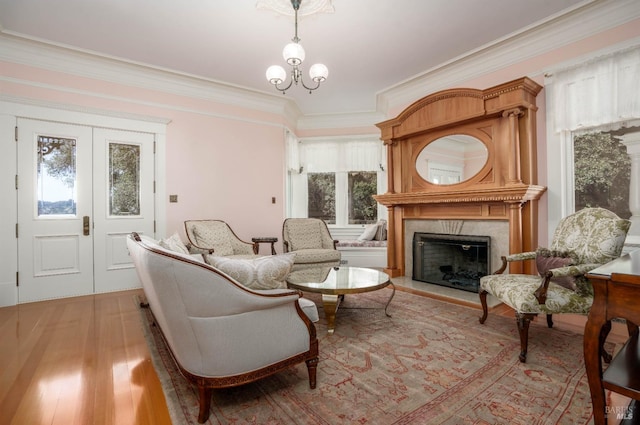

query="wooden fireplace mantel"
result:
[375,77,546,277]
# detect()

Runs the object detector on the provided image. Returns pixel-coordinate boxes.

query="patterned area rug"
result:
[137,288,605,425]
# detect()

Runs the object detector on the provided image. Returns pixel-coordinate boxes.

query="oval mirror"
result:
[415,135,488,184]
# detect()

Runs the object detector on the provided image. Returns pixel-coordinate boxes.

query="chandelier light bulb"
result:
[309,63,328,82]
[266,65,287,85]
[283,42,305,66]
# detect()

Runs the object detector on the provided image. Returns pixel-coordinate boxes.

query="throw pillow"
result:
[535,248,578,291]
[159,232,190,255]
[358,223,379,241]
[207,253,296,290]
[374,219,387,241]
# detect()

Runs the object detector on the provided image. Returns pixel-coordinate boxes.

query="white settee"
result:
[127,232,319,423]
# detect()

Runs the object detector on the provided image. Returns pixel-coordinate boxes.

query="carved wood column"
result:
[504,108,524,185]
[507,201,524,273]
[384,139,395,194]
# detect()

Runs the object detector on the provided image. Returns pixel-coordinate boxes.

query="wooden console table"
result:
[585,248,640,425]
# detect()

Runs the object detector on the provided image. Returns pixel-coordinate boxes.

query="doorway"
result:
[17,118,156,302]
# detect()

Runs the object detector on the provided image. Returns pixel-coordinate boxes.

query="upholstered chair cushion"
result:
[207,253,296,290]
[191,221,234,256]
[480,274,594,314]
[287,220,323,251]
[291,249,341,265]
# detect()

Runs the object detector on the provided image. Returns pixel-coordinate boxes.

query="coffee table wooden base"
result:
[286,267,394,334]
[322,294,341,334]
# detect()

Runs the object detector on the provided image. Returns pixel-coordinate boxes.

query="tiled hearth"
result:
[392,275,502,308]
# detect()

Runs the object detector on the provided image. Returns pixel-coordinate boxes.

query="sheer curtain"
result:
[300,139,381,172]
[553,45,640,133]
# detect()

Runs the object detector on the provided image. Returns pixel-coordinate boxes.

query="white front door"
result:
[92,128,155,293]
[17,118,155,302]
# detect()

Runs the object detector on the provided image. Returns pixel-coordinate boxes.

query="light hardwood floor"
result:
[0,288,628,425]
[0,289,171,425]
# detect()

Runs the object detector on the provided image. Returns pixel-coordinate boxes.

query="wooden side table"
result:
[251,237,278,255]
[585,249,640,425]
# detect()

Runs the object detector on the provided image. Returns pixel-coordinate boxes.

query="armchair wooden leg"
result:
[546,314,553,328]
[197,386,212,423]
[306,357,318,389]
[479,290,489,324]
[516,312,536,363]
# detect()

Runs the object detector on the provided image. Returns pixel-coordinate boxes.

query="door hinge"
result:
[16,271,19,287]
[15,175,18,190]
[153,141,156,154]
[153,220,156,233]
[15,126,18,142]
[153,181,156,194]
[15,223,18,238]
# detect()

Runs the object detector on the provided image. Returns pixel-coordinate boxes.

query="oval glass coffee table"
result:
[286,266,395,334]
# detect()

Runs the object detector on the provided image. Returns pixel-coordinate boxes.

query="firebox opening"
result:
[413,233,490,293]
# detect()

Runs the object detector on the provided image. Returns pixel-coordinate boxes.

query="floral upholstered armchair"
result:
[184,219,259,259]
[479,207,631,362]
[282,218,341,271]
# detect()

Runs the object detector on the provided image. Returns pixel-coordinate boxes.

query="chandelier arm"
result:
[274,77,294,93]
[300,77,322,92]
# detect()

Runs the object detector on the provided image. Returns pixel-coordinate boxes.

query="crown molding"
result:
[376,0,640,116]
[0,32,302,119]
[1,0,639,131]
[297,110,385,130]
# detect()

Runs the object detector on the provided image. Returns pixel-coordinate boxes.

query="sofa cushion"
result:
[374,219,387,241]
[207,253,296,290]
[159,232,190,255]
[358,223,379,241]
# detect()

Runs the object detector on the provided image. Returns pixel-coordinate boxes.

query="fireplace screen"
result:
[413,233,490,293]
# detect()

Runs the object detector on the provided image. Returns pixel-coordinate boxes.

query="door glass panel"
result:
[109,143,141,216]
[37,136,77,216]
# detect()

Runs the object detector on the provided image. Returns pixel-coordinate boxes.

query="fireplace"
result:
[374,78,546,279]
[412,233,490,293]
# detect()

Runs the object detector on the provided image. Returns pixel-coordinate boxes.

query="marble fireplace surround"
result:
[375,77,547,278]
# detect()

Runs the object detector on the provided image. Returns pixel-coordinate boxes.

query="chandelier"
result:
[265,0,328,94]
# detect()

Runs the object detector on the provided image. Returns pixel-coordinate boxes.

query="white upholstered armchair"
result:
[127,233,319,423]
[479,208,631,362]
[184,219,258,258]
[282,218,341,270]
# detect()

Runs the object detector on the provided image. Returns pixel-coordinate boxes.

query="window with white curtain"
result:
[286,136,386,226]
[546,44,640,239]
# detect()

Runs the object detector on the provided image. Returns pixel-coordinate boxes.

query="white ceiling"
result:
[0,0,593,116]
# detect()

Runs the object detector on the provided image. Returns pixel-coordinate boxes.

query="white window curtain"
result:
[285,129,300,172]
[300,139,382,172]
[553,45,640,133]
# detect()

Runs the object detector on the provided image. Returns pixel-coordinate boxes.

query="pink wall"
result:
[2,61,289,246]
